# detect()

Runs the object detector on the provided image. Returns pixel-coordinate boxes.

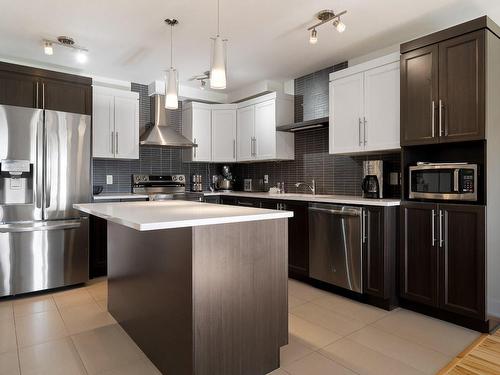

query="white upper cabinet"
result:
[363,62,400,152]
[254,99,277,160]
[182,102,212,162]
[93,86,139,159]
[329,53,400,154]
[236,105,255,161]
[211,105,237,162]
[330,73,364,154]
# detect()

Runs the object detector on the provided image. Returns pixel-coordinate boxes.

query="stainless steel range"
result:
[132,174,204,202]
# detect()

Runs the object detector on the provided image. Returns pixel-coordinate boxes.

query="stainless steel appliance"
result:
[191,174,203,192]
[362,160,383,199]
[308,203,364,293]
[132,174,203,201]
[409,162,478,201]
[243,178,266,192]
[0,104,91,297]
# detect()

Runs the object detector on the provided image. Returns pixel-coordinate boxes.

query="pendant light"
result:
[210,0,227,90]
[165,19,179,109]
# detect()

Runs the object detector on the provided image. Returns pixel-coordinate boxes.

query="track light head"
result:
[333,19,346,33]
[309,29,318,44]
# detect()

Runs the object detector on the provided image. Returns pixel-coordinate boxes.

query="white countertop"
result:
[205,191,401,207]
[93,193,149,201]
[74,200,293,231]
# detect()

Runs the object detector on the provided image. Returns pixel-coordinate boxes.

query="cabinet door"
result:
[400,46,439,146]
[114,96,139,159]
[211,109,237,162]
[254,99,276,160]
[236,105,255,161]
[364,62,400,152]
[92,92,115,158]
[192,106,212,162]
[439,204,485,319]
[400,202,438,307]
[438,31,485,142]
[329,73,364,154]
[363,207,386,298]
[282,201,309,278]
[0,71,38,108]
[41,79,92,115]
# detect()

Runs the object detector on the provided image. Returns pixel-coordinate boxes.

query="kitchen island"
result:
[74,200,292,375]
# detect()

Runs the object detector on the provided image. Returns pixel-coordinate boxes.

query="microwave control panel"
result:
[460,170,475,193]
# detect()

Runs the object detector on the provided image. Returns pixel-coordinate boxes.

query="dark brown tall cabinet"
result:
[401,202,485,320]
[0,62,92,114]
[401,29,486,145]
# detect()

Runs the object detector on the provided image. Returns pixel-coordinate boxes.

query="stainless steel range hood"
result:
[276,116,329,132]
[139,95,197,148]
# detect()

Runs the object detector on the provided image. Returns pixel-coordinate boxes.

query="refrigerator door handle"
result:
[35,118,43,209]
[0,220,82,233]
[44,125,51,209]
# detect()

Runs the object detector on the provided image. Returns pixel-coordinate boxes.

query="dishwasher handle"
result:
[309,206,362,217]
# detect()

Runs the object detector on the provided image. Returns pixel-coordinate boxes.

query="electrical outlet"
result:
[264,175,269,184]
[106,175,113,185]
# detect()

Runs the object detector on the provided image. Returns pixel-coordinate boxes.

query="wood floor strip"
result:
[440,330,500,375]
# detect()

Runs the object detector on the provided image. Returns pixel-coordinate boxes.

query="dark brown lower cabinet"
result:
[400,201,485,321]
[363,207,397,304]
[89,215,108,278]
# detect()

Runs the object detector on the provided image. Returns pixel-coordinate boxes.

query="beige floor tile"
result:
[288,280,329,301]
[72,324,145,375]
[348,325,451,374]
[288,295,306,310]
[289,314,342,349]
[13,294,57,317]
[321,338,426,375]
[19,337,86,375]
[279,337,314,367]
[60,301,115,335]
[96,299,108,311]
[99,359,162,375]
[15,310,68,348]
[267,369,289,375]
[0,301,13,322]
[0,350,20,375]
[291,302,366,336]
[0,318,17,354]
[311,293,389,324]
[87,284,107,302]
[284,352,357,375]
[372,308,480,357]
[85,278,107,288]
[53,288,95,309]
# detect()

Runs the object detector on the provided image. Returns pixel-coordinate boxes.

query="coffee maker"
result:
[362,160,383,199]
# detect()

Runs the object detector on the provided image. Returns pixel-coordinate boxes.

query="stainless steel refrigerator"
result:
[0,104,90,297]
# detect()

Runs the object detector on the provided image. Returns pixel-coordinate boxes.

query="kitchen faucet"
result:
[295,179,316,195]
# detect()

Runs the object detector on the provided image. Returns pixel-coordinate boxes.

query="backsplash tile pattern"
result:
[93,82,400,197]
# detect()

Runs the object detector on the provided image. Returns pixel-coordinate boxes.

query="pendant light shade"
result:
[165,68,178,109]
[210,0,227,90]
[164,18,179,109]
[210,36,227,89]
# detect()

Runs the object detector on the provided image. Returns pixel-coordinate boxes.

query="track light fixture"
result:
[307,9,347,44]
[42,36,89,63]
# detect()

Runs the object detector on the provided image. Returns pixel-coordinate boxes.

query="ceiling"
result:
[1,0,499,92]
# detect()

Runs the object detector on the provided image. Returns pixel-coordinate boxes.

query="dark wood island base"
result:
[106,218,288,375]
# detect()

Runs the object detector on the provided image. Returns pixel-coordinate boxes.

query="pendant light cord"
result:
[170,24,174,68]
[217,0,220,36]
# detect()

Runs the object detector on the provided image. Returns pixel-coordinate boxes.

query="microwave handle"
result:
[453,169,459,192]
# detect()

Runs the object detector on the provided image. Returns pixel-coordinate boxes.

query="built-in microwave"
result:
[409,163,478,201]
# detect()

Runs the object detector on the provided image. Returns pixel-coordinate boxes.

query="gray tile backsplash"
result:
[92,83,401,197]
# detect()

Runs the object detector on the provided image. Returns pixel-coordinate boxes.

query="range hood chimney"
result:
[139,95,197,148]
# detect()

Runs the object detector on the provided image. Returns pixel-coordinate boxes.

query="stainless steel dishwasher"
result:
[308,203,364,293]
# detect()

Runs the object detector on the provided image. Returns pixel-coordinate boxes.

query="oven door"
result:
[409,165,477,201]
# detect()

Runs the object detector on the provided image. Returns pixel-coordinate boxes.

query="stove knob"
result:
[172,176,177,182]
[178,175,184,182]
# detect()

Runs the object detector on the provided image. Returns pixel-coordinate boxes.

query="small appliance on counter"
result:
[132,174,203,201]
[213,165,234,191]
[243,178,267,192]
[362,160,383,199]
[191,174,203,192]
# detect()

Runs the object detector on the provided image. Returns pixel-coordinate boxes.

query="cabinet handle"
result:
[233,139,236,159]
[439,99,444,137]
[358,118,362,146]
[111,131,114,154]
[362,209,367,244]
[251,137,256,156]
[194,138,197,158]
[431,209,436,246]
[35,82,39,108]
[439,210,444,248]
[115,132,119,154]
[42,83,45,109]
[254,137,257,156]
[431,101,435,138]
[363,117,367,145]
